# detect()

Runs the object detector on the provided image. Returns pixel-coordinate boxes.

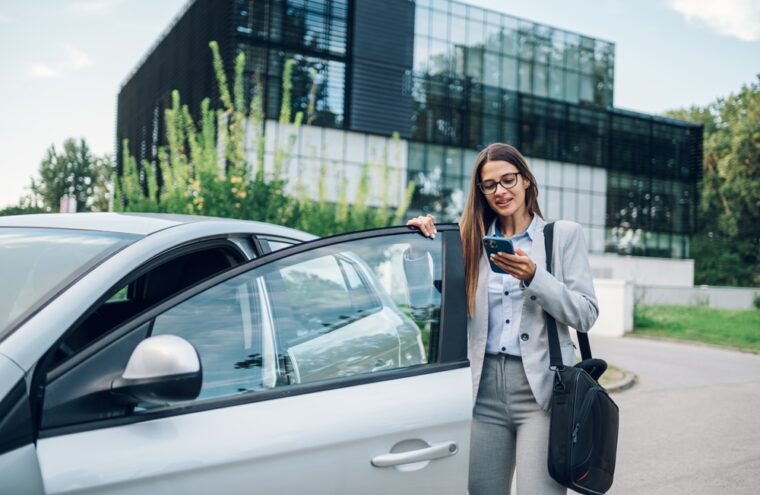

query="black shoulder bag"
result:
[543,222,620,495]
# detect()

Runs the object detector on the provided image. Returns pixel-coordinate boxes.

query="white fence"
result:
[635,285,760,310]
[589,281,759,338]
[591,279,634,337]
[588,254,694,287]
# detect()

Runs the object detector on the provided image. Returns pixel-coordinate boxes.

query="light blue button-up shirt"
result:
[485,214,540,356]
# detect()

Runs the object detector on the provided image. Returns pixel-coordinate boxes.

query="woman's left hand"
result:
[490,247,537,283]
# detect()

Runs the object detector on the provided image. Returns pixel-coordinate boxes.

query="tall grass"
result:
[114,41,414,236]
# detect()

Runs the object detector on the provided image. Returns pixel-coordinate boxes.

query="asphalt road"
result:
[589,336,760,495]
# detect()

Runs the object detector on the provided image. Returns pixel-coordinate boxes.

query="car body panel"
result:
[0,212,180,236]
[0,353,24,399]
[37,368,472,495]
[0,213,314,239]
[0,355,45,494]
[0,444,45,494]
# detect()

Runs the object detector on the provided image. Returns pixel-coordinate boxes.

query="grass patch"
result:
[598,363,627,389]
[633,305,760,351]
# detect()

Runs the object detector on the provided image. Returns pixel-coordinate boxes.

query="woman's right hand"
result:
[406,214,437,239]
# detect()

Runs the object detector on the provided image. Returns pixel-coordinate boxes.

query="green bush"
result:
[114,41,413,237]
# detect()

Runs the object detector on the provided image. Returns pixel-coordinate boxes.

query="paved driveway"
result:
[590,336,760,495]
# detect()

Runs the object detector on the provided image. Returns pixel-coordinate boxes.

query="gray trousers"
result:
[468,354,565,495]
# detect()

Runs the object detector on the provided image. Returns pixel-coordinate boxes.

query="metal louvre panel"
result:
[350,62,414,137]
[116,0,234,173]
[349,0,415,137]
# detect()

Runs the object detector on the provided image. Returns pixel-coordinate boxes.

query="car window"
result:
[148,231,442,406]
[0,227,138,339]
[276,254,382,341]
[50,243,245,368]
[151,275,266,401]
[267,239,297,251]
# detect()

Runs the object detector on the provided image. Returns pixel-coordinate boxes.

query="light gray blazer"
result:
[468,217,599,410]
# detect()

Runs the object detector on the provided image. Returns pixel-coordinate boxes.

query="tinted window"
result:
[50,245,244,369]
[149,232,443,404]
[268,239,297,251]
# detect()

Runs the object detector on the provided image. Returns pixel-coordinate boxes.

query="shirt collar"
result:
[525,214,544,241]
[489,213,544,240]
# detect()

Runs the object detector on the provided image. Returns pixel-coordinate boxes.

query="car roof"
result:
[0,212,314,239]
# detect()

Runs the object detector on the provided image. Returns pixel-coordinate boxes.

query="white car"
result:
[0,213,471,494]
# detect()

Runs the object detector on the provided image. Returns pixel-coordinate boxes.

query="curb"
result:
[605,371,637,393]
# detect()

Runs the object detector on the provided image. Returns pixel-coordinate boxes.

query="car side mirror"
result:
[111,335,202,405]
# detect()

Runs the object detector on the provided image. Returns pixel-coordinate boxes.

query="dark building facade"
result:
[117,0,702,259]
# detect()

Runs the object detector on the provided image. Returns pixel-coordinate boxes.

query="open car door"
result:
[29,225,471,494]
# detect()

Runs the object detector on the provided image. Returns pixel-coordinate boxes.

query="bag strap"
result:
[543,222,592,367]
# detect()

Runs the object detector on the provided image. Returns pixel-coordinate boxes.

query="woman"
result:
[408,143,598,494]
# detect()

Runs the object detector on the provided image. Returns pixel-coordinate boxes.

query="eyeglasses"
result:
[477,173,521,195]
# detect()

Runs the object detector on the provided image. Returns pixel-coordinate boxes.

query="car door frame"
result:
[33,224,467,437]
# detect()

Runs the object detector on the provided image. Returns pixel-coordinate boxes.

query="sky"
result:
[0,0,758,208]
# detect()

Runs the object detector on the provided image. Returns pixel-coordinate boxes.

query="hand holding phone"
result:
[482,236,515,273]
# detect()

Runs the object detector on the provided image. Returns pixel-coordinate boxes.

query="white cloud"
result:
[65,44,92,70]
[0,14,13,23]
[667,0,760,42]
[28,44,93,79]
[29,64,61,78]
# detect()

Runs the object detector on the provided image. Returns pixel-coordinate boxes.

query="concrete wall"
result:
[590,279,634,337]
[247,120,410,207]
[589,253,694,287]
[635,285,760,310]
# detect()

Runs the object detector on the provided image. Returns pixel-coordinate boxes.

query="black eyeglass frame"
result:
[477,173,521,195]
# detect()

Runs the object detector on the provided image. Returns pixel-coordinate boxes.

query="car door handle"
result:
[371,441,458,467]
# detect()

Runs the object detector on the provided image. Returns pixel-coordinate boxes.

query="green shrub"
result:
[114,41,413,236]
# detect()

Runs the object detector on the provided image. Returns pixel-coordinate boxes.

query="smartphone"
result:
[482,236,515,273]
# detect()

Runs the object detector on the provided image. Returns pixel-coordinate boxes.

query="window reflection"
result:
[412,2,615,107]
[148,234,442,404]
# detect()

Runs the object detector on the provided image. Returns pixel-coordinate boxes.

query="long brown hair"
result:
[459,143,543,316]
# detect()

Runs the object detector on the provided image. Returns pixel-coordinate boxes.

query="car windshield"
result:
[0,227,139,339]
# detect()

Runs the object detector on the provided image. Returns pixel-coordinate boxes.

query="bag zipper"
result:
[572,387,600,445]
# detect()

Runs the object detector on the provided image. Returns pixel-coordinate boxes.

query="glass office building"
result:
[117,0,702,259]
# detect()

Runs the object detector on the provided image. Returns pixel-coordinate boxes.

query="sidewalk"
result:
[587,335,760,494]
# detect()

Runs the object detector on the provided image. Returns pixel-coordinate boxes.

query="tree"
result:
[666,75,760,286]
[30,138,111,212]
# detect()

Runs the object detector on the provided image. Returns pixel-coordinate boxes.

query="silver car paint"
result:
[0,354,45,494]
[121,335,201,379]
[0,212,182,235]
[0,218,314,371]
[37,367,472,495]
[0,444,45,494]
[0,212,312,238]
